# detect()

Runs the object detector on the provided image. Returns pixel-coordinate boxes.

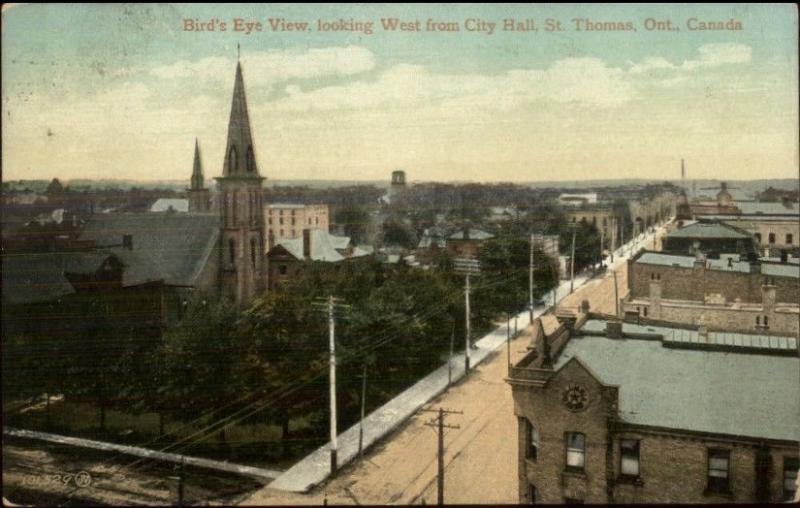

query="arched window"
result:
[756,316,761,326]
[764,315,769,327]
[246,145,256,173]
[250,238,257,270]
[228,146,239,173]
[769,233,776,244]
[228,239,236,266]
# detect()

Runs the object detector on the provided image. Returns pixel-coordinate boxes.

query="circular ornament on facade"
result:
[562,384,589,411]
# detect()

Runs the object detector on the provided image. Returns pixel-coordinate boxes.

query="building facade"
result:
[508,316,799,504]
[266,203,329,241]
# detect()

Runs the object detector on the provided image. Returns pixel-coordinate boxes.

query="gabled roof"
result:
[270,229,344,262]
[448,228,494,240]
[2,250,112,305]
[556,328,799,442]
[666,221,753,240]
[150,198,189,213]
[78,212,220,286]
[735,200,799,216]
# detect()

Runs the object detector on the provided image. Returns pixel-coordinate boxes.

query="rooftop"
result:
[149,198,189,213]
[633,251,800,279]
[555,320,800,442]
[271,229,345,262]
[666,221,752,240]
[448,228,494,241]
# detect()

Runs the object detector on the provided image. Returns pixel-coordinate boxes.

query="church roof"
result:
[190,138,205,189]
[220,61,260,178]
[78,212,220,286]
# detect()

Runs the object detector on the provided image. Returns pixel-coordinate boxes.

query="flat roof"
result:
[557,324,800,442]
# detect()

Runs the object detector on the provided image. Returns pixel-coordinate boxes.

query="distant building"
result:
[447,227,494,258]
[624,250,799,335]
[662,220,758,256]
[389,170,406,197]
[187,139,211,213]
[266,228,370,290]
[266,203,329,240]
[508,314,799,504]
[150,198,189,213]
[558,193,598,207]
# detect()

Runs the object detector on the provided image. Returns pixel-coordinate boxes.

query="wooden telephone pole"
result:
[421,407,462,505]
[453,258,480,372]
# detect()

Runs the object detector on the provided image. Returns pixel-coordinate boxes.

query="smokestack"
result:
[303,229,311,259]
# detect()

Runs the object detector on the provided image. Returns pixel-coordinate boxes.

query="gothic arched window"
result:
[228,239,236,266]
[228,146,239,173]
[250,238,257,269]
[246,145,256,173]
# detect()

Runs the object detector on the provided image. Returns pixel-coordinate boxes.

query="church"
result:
[69,58,268,309]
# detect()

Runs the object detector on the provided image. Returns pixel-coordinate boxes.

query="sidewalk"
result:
[269,223,667,492]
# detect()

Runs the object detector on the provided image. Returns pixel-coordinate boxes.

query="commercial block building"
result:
[508,316,799,504]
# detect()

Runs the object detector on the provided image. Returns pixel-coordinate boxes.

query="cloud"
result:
[150,45,376,87]
[272,56,634,113]
[629,43,752,74]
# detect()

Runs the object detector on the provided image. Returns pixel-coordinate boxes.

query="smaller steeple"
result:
[191,138,205,190]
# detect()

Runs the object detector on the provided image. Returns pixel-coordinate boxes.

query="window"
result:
[228,239,236,266]
[228,146,238,172]
[268,218,273,225]
[280,229,284,237]
[250,238,257,269]
[620,439,640,477]
[292,218,296,226]
[279,217,284,225]
[784,457,799,501]
[525,419,539,461]
[769,233,776,244]
[565,432,586,470]
[754,233,762,243]
[764,315,769,327]
[279,265,288,275]
[756,316,761,326]
[643,307,648,317]
[707,449,731,493]
[787,234,794,245]
[528,484,538,504]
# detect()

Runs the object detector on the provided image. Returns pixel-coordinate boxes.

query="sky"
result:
[2,3,798,184]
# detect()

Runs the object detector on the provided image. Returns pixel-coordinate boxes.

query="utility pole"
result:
[599,226,605,270]
[421,407,462,505]
[506,311,512,371]
[454,258,480,372]
[358,364,367,458]
[613,269,620,318]
[569,224,577,293]
[313,295,350,474]
[448,324,454,387]
[529,233,535,321]
[328,295,337,473]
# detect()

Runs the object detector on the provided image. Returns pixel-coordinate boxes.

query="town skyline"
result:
[2,3,798,183]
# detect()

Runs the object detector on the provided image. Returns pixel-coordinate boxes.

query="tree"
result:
[334,205,370,244]
[382,218,418,249]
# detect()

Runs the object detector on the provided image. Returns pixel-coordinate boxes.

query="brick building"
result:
[508,315,799,504]
[623,250,800,335]
[627,251,799,305]
[266,203,329,240]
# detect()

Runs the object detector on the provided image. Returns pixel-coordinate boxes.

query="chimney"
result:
[302,229,311,259]
[122,234,133,250]
[606,320,623,339]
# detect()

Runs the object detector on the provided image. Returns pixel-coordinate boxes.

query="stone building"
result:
[508,315,799,504]
[266,203,329,240]
[623,250,799,335]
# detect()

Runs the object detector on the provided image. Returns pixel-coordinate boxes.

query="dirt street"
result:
[243,257,636,506]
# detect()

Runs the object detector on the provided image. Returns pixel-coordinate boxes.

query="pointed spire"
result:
[221,59,260,178]
[191,138,205,189]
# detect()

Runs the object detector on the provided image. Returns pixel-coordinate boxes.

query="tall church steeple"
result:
[222,61,259,177]
[191,138,204,189]
[187,138,210,213]
[215,55,267,305]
